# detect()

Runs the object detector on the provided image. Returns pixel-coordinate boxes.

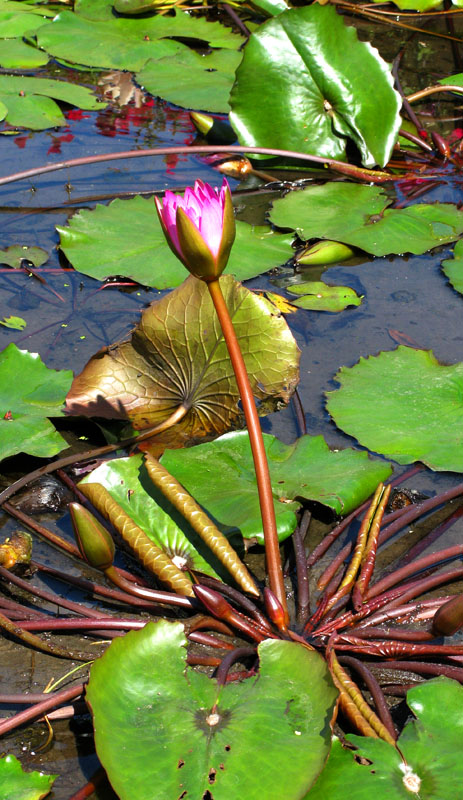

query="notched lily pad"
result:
[0,343,73,461]
[287,281,362,312]
[0,753,56,800]
[66,275,300,453]
[307,678,463,800]
[161,430,393,544]
[270,182,463,256]
[57,196,295,288]
[229,4,401,167]
[326,346,463,471]
[86,620,338,800]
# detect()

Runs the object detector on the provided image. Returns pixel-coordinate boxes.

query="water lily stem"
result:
[207,278,288,622]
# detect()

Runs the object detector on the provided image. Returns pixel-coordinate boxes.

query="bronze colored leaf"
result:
[66,275,300,452]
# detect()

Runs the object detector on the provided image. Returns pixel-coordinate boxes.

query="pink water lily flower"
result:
[155,179,236,281]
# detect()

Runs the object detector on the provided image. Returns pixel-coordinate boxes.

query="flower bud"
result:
[69,502,115,571]
[296,240,355,266]
[155,179,236,282]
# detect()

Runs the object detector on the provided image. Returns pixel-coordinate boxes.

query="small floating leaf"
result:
[0,344,72,461]
[307,678,463,800]
[57,196,295,288]
[0,315,26,330]
[327,346,463,471]
[270,182,463,256]
[287,281,362,312]
[161,431,393,544]
[0,753,56,800]
[86,620,338,800]
[66,275,300,452]
[0,245,48,269]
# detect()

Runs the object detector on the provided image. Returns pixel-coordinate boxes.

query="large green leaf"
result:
[229,5,401,167]
[0,344,73,461]
[269,182,463,257]
[0,74,104,129]
[80,455,226,578]
[161,431,393,544]
[442,238,463,295]
[136,48,242,113]
[326,346,463,471]
[0,754,56,800]
[87,620,338,800]
[57,196,295,288]
[307,678,463,800]
[36,10,242,72]
[66,275,300,452]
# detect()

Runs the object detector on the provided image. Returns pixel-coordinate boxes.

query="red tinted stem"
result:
[207,278,287,622]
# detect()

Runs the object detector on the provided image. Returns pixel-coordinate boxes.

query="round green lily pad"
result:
[326,346,463,471]
[86,620,338,800]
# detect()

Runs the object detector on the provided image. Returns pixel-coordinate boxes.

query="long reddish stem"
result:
[207,278,287,620]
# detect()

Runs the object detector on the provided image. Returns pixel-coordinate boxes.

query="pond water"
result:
[1,7,463,799]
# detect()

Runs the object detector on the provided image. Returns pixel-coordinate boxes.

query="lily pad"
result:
[0,754,56,800]
[270,182,463,257]
[0,315,26,330]
[86,620,338,800]
[442,238,463,294]
[326,346,463,471]
[80,455,229,579]
[0,74,104,130]
[0,39,48,68]
[161,430,393,544]
[307,678,463,800]
[65,275,300,453]
[287,281,362,312]
[36,10,242,72]
[229,4,401,167]
[136,47,242,113]
[0,245,48,268]
[57,196,295,288]
[0,343,73,461]
[0,4,54,38]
